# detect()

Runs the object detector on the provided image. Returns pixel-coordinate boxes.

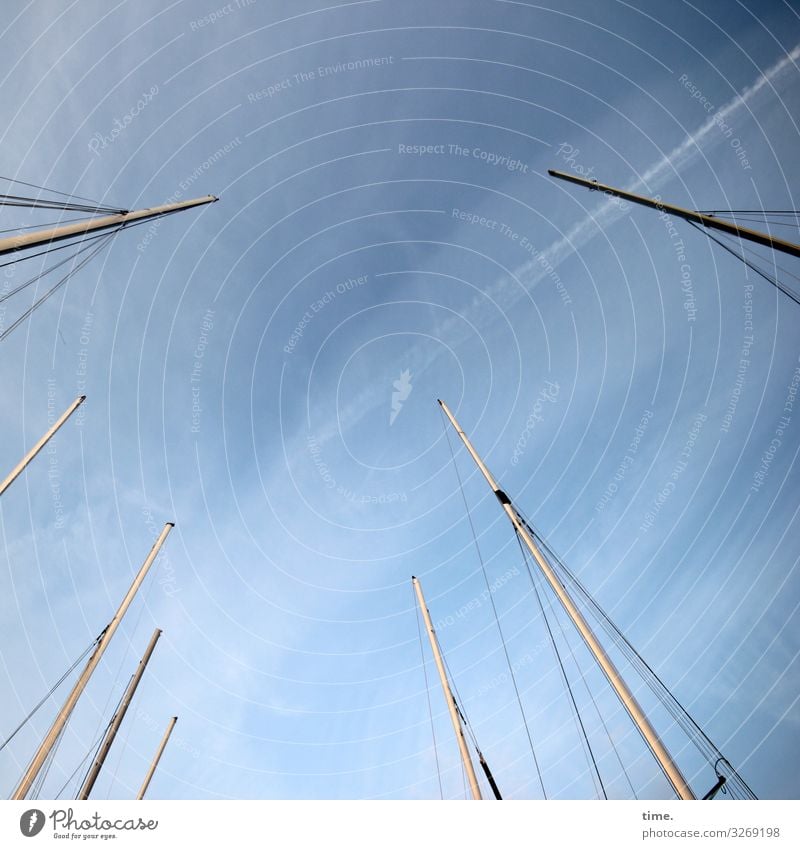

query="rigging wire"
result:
[0,636,100,754]
[413,585,444,800]
[698,208,800,217]
[0,174,120,208]
[30,715,70,800]
[514,531,608,799]
[514,510,757,801]
[0,199,188,273]
[0,194,126,215]
[54,731,107,800]
[705,224,800,286]
[703,215,800,231]
[0,231,117,342]
[439,408,548,798]
[0,227,119,271]
[0,229,120,306]
[688,220,800,307]
[0,215,97,235]
[539,563,639,799]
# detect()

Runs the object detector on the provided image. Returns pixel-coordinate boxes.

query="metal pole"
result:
[78,628,162,800]
[0,196,218,258]
[412,576,482,800]
[12,523,174,800]
[136,716,177,800]
[437,399,695,800]
[0,395,85,496]
[548,169,800,259]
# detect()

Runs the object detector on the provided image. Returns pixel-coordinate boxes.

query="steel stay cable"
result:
[522,517,720,762]
[705,216,800,230]
[515,511,756,800]
[59,733,106,800]
[532,526,740,779]
[0,636,100,754]
[687,220,800,306]
[514,531,608,799]
[698,208,800,216]
[0,227,119,271]
[0,174,119,207]
[703,224,800,285]
[0,215,98,235]
[0,232,116,342]
[0,229,121,305]
[0,195,125,215]
[30,713,70,800]
[539,560,639,799]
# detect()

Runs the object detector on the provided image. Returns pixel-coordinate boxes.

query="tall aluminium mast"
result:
[412,576,483,800]
[0,196,218,258]
[78,628,162,800]
[437,399,695,800]
[548,169,800,259]
[136,716,177,800]
[0,395,85,497]
[12,523,174,799]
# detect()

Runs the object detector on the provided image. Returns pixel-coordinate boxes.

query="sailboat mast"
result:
[437,400,695,800]
[136,716,177,800]
[412,575,482,800]
[77,627,162,800]
[0,395,85,497]
[11,523,174,800]
[0,196,218,258]
[548,169,800,258]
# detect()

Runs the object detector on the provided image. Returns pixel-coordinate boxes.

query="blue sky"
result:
[0,0,798,800]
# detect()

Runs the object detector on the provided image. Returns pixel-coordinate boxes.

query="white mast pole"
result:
[548,169,800,259]
[438,399,695,800]
[78,628,163,800]
[412,575,482,800]
[12,523,174,800]
[0,395,85,497]
[136,716,177,800]
[0,196,218,258]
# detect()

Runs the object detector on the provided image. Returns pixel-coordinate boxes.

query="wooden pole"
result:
[0,395,85,497]
[548,169,800,259]
[78,628,162,800]
[0,196,218,258]
[12,523,174,799]
[412,576,482,800]
[437,399,695,800]
[136,716,177,800]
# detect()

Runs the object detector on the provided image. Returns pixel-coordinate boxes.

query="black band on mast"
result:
[479,753,503,800]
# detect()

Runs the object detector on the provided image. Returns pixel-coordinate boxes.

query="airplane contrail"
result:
[302,44,800,447]
[506,42,800,301]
